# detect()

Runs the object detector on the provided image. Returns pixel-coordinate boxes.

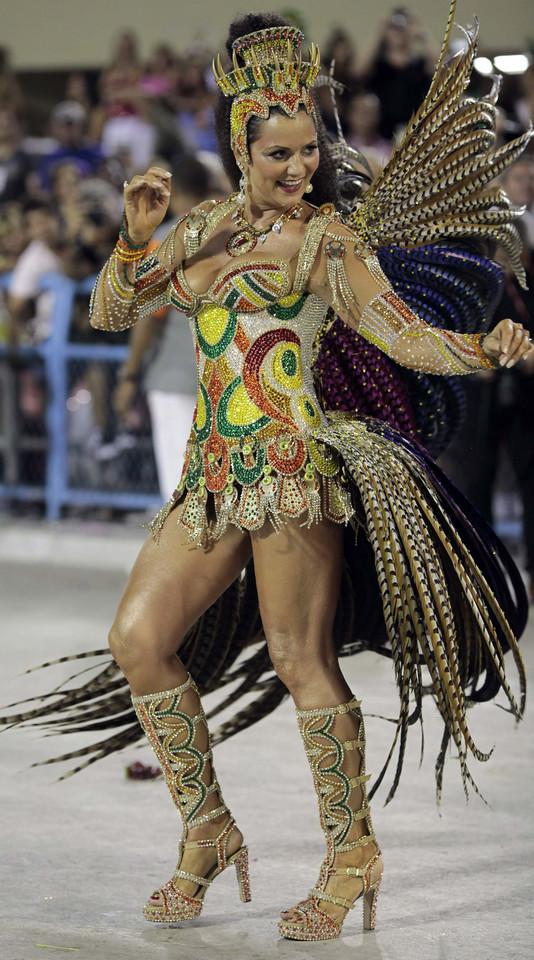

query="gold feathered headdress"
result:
[212,25,321,162]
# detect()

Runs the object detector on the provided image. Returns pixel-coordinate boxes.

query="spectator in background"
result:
[111,30,141,69]
[6,200,63,436]
[58,177,126,465]
[318,29,361,134]
[39,101,103,192]
[64,71,106,144]
[50,159,83,239]
[323,29,359,92]
[0,46,24,113]
[0,107,33,204]
[357,8,439,140]
[98,34,157,176]
[141,44,179,98]
[442,220,534,603]
[499,156,534,250]
[113,156,214,499]
[138,45,186,165]
[345,91,392,174]
[60,176,122,281]
[174,53,218,154]
[0,202,26,274]
[516,64,534,132]
[7,199,63,346]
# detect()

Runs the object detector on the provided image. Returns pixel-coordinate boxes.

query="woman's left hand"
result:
[483,318,533,367]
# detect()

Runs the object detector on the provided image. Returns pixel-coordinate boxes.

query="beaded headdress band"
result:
[212,26,321,162]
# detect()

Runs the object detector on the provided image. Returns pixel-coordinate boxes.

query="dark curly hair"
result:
[214,12,340,208]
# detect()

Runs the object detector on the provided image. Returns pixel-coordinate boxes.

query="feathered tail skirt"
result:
[320,413,527,801]
[0,414,527,802]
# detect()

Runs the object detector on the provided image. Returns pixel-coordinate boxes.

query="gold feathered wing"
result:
[349,0,532,287]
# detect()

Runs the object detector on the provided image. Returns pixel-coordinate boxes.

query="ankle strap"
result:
[337,832,376,852]
[188,804,229,830]
[330,847,383,878]
[184,816,237,871]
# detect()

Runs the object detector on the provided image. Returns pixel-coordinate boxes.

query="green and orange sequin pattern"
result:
[150,291,354,544]
[169,260,293,315]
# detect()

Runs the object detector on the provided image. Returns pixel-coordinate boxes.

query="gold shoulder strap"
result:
[183,197,238,259]
[293,207,338,291]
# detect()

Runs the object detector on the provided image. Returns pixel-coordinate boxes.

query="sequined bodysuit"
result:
[153,207,356,540]
[170,278,352,541]
[90,197,500,545]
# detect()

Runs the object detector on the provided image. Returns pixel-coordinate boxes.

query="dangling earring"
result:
[304,183,313,194]
[236,163,246,204]
[237,174,246,204]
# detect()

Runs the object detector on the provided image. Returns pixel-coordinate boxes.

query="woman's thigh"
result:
[250,516,345,652]
[112,503,252,660]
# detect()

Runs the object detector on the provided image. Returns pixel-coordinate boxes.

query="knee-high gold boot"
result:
[279,697,383,941]
[132,674,251,922]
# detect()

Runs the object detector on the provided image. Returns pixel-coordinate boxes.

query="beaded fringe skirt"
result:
[148,451,354,548]
[2,413,527,802]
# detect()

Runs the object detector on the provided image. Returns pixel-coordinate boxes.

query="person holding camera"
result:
[357,8,440,139]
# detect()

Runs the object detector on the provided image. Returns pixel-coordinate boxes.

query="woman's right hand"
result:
[123,166,172,244]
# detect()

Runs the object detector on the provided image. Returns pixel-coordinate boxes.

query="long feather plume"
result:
[351,1,532,287]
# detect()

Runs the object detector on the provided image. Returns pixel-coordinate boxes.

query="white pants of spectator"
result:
[147,390,196,502]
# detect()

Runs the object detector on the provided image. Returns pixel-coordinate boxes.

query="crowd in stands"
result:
[1,9,532,330]
[0,8,533,588]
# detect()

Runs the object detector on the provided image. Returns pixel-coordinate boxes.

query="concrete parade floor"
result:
[1,518,533,960]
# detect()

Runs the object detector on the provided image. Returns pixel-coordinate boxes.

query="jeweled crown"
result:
[213,26,321,98]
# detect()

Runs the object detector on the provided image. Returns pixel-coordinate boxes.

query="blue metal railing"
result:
[0,272,161,520]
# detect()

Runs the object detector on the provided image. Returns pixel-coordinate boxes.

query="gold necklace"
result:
[226,203,302,257]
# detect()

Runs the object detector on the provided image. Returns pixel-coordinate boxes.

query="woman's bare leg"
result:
[109,505,251,696]
[250,517,378,924]
[250,515,348,708]
[109,505,252,902]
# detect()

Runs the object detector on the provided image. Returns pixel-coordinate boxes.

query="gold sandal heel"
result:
[363,877,381,931]
[132,679,250,924]
[230,845,252,902]
[279,698,384,942]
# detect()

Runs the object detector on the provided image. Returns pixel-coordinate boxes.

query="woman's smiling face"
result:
[242,110,319,210]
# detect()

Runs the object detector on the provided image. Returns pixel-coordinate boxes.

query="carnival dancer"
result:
[3,6,532,942]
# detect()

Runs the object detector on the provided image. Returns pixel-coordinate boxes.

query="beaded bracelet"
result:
[478,332,501,369]
[115,215,150,263]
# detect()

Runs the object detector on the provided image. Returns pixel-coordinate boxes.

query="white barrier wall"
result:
[3,0,532,69]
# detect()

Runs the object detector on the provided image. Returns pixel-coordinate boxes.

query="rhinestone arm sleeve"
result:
[89,217,185,333]
[315,223,500,376]
[358,288,500,375]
